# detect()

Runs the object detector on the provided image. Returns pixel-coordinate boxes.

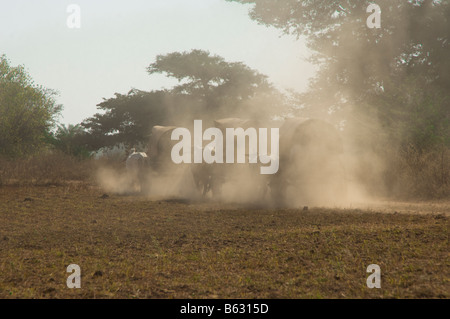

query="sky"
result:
[0,0,316,125]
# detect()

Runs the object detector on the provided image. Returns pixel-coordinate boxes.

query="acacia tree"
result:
[147,49,273,114]
[0,55,62,158]
[82,50,285,149]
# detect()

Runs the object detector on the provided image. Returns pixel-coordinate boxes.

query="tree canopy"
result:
[82,50,284,149]
[82,89,181,150]
[45,124,90,158]
[0,55,62,158]
[147,49,272,106]
[231,0,450,150]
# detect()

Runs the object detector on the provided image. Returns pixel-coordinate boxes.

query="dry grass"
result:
[0,185,448,299]
[0,152,95,186]
[1,146,448,200]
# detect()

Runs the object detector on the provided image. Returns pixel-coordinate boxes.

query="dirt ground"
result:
[0,184,448,299]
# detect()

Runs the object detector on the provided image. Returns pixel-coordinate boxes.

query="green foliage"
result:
[0,55,62,158]
[231,0,450,149]
[47,124,91,158]
[373,77,450,151]
[82,89,174,149]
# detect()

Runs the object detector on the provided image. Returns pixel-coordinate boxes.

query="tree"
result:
[81,89,170,150]
[231,0,450,149]
[0,55,62,158]
[82,50,286,149]
[147,49,274,114]
[230,1,450,198]
[48,124,91,158]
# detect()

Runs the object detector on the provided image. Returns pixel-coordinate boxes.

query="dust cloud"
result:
[94,101,391,209]
[94,4,415,209]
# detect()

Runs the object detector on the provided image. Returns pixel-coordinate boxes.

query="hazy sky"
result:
[1,0,316,125]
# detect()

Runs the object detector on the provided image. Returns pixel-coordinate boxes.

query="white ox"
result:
[126,148,148,193]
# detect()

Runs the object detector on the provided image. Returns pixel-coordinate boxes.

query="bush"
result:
[385,146,449,199]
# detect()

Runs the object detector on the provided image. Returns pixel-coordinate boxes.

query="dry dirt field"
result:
[0,184,448,299]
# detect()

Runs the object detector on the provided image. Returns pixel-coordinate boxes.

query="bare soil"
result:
[0,185,448,298]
